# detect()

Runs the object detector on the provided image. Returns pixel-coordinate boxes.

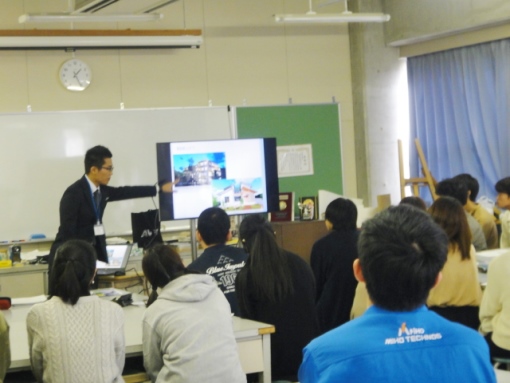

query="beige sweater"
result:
[480,253,510,350]
[0,311,10,383]
[427,244,482,307]
[27,295,125,383]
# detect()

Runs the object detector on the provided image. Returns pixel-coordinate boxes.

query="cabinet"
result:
[0,265,48,298]
[272,220,328,263]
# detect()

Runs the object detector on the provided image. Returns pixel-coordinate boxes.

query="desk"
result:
[476,248,510,286]
[4,292,275,383]
[97,271,148,295]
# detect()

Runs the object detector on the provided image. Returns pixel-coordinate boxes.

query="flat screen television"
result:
[157,138,279,220]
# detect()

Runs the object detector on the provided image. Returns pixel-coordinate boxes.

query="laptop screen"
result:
[96,244,132,275]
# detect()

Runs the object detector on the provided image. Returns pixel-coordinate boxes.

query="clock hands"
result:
[73,69,83,87]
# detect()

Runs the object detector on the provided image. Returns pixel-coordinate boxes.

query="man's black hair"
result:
[358,205,448,311]
[325,198,357,231]
[495,177,510,196]
[453,174,479,202]
[84,145,112,174]
[435,178,468,205]
[197,207,230,245]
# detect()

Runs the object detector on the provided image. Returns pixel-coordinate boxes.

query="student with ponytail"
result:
[26,239,125,383]
[235,214,318,382]
[141,244,246,383]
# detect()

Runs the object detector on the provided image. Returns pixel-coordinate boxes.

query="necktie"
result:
[94,189,101,210]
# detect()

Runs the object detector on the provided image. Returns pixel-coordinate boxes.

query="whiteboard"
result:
[0,107,232,242]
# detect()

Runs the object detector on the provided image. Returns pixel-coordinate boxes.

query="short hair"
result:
[358,205,448,311]
[325,198,357,231]
[435,178,468,205]
[84,145,112,174]
[453,174,479,201]
[428,197,472,260]
[50,240,97,305]
[197,207,230,245]
[495,177,510,195]
[142,244,198,307]
[399,196,427,211]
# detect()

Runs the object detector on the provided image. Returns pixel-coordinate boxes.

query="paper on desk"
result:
[21,249,49,261]
[12,295,48,305]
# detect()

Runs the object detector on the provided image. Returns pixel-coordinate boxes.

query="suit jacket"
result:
[49,176,156,265]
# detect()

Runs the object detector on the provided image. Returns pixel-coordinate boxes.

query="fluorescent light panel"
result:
[274,13,391,23]
[0,35,202,50]
[19,13,163,23]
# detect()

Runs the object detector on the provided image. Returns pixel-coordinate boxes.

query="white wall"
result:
[0,0,358,198]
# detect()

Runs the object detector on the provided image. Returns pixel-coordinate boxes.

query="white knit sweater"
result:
[27,295,125,383]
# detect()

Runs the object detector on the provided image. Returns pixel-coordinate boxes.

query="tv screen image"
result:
[157,138,279,220]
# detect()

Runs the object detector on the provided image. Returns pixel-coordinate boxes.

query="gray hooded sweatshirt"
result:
[142,273,246,383]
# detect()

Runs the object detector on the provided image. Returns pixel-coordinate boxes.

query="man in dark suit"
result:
[48,145,172,269]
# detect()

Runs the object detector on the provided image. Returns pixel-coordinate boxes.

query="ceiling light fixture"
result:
[18,13,163,24]
[274,0,390,24]
[0,29,202,50]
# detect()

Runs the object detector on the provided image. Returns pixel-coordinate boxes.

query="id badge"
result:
[94,224,105,236]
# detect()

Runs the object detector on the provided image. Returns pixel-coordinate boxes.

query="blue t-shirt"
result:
[299,305,496,383]
[188,244,247,316]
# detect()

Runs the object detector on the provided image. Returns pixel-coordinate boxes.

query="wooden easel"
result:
[398,138,437,201]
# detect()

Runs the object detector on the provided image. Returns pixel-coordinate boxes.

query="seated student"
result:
[480,251,510,362]
[496,177,510,248]
[27,240,125,383]
[299,205,496,383]
[0,311,10,382]
[435,178,487,251]
[310,198,359,335]
[454,173,498,249]
[187,207,248,316]
[427,197,482,330]
[236,214,318,382]
[142,244,246,383]
[399,196,427,210]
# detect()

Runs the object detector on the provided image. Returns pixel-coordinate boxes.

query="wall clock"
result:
[59,59,92,91]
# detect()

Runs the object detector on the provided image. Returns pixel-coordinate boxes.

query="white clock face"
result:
[59,59,92,91]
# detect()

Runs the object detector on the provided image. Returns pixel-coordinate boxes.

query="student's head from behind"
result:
[142,244,194,306]
[50,239,97,305]
[325,198,357,231]
[399,196,427,211]
[239,214,276,254]
[453,173,479,202]
[428,196,471,251]
[84,145,113,186]
[197,207,231,246]
[237,214,293,307]
[495,177,510,209]
[355,205,448,311]
[435,178,468,205]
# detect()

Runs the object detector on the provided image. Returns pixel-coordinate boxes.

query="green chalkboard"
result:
[236,104,342,216]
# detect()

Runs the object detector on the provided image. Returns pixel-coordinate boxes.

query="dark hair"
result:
[49,240,97,305]
[358,205,448,311]
[142,244,198,307]
[453,174,479,201]
[428,197,472,260]
[435,178,468,205]
[236,214,293,316]
[325,198,357,231]
[197,207,230,245]
[495,177,510,195]
[399,196,427,211]
[84,145,112,174]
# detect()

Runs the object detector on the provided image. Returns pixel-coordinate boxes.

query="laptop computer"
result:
[96,244,132,276]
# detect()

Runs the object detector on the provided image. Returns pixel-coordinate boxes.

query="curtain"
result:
[407,39,510,203]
